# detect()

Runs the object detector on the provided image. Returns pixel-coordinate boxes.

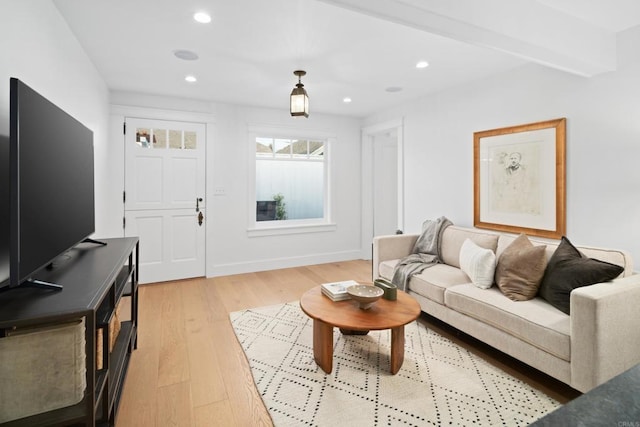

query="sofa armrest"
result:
[372,234,418,280]
[570,274,640,392]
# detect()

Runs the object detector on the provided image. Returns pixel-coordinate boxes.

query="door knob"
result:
[196,197,203,212]
[198,211,204,226]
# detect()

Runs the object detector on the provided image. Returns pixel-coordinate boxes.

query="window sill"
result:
[247,222,337,237]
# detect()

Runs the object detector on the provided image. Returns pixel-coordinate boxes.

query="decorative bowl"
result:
[347,284,384,310]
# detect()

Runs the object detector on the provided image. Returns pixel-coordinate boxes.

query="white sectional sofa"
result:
[373,225,640,393]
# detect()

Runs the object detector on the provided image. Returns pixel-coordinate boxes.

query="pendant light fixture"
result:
[290,70,309,118]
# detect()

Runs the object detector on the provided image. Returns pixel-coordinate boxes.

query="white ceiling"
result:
[53,0,640,118]
[535,0,640,32]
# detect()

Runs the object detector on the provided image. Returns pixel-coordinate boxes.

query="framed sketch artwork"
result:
[473,118,566,239]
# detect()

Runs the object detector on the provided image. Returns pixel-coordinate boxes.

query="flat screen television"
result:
[1,78,96,289]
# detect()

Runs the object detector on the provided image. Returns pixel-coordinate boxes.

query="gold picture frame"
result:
[473,118,566,239]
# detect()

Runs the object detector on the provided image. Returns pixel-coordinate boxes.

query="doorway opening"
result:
[361,119,404,259]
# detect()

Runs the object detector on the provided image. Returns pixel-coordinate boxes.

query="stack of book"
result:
[321,280,358,301]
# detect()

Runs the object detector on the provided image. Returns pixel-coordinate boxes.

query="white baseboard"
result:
[207,250,364,277]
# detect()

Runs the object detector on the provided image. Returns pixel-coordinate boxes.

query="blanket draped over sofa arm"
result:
[391,217,452,291]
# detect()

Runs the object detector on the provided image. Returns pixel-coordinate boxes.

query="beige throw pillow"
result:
[459,238,496,289]
[495,234,547,301]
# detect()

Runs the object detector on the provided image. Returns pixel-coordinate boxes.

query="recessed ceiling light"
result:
[185,75,197,83]
[193,12,212,24]
[416,61,429,69]
[385,87,403,93]
[343,97,352,103]
[174,49,199,61]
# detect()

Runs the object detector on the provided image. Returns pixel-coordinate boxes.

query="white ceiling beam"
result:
[317,0,616,77]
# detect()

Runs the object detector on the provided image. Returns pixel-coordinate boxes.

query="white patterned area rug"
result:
[230,302,560,426]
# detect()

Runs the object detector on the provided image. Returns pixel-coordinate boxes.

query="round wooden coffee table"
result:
[300,285,420,374]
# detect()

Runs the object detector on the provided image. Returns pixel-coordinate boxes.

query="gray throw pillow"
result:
[495,234,547,301]
[538,236,624,315]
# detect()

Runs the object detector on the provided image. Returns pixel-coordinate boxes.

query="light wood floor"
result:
[115,260,580,426]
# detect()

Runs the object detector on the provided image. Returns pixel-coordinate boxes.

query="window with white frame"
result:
[255,136,326,224]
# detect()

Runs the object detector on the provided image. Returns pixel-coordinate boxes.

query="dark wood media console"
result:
[0,237,139,426]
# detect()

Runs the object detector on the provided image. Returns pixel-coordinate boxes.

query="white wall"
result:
[363,25,640,264]
[0,1,113,235]
[13,1,637,279]
[109,92,363,277]
[211,104,362,275]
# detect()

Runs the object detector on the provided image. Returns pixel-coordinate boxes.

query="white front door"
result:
[124,117,206,284]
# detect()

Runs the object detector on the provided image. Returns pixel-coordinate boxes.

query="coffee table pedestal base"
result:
[312,320,406,374]
[313,319,334,374]
[390,325,405,374]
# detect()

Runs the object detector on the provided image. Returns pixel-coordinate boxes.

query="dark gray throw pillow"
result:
[539,236,624,315]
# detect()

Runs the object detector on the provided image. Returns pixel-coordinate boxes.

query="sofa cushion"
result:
[445,285,571,361]
[378,259,398,281]
[575,247,632,276]
[441,226,499,268]
[495,234,547,301]
[408,264,472,305]
[378,259,469,304]
[539,236,625,315]
[498,234,633,276]
[459,239,496,289]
